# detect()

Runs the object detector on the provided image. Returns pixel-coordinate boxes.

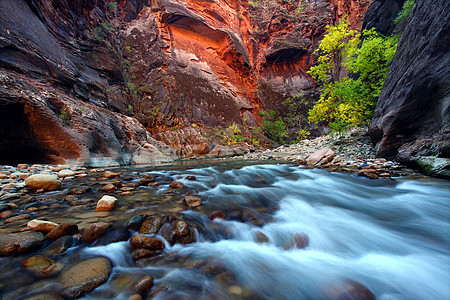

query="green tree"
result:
[394,0,415,35]
[308,19,397,132]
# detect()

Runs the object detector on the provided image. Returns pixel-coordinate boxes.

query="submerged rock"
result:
[0,231,45,256]
[82,222,110,242]
[46,223,78,240]
[22,255,61,276]
[59,257,112,298]
[139,216,163,234]
[184,196,202,207]
[130,235,165,250]
[169,181,184,189]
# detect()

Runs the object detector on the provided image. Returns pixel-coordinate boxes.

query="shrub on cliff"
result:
[308,19,397,132]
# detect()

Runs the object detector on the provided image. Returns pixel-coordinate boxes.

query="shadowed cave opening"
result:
[0,103,53,165]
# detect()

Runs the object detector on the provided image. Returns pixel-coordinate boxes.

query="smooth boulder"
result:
[25,174,61,191]
[306,147,336,166]
[59,257,112,298]
[27,219,59,232]
[0,231,45,256]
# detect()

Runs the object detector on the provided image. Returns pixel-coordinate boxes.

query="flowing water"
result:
[1,161,449,299]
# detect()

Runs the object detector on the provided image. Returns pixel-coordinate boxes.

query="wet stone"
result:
[25,174,61,191]
[22,292,64,300]
[96,195,118,211]
[169,181,184,189]
[102,171,121,179]
[184,196,202,207]
[0,231,45,256]
[0,210,13,219]
[5,213,30,223]
[131,275,154,294]
[209,211,226,220]
[139,216,163,234]
[22,255,61,276]
[27,219,59,232]
[130,234,165,250]
[132,248,163,260]
[43,236,74,256]
[59,257,112,298]
[69,186,92,194]
[256,231,269,243]
[127,215,144,231]
[82,222,110,242]
[46,223,78,240]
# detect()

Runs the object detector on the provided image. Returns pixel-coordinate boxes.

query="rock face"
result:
[369,0,450,178]
[0,0,370,164]
[362,0,406,35]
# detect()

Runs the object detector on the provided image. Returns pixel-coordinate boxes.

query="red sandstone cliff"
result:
[0,0,370,165]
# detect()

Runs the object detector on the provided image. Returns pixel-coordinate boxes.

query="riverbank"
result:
[238,127,426,180]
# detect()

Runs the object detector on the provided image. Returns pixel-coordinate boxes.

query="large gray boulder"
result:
[370,0,450,178]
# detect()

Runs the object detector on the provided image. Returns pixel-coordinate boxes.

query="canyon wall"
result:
[369,0,450,178]
[0,0,370,165]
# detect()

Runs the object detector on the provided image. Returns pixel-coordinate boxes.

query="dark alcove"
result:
[0,103,53,164]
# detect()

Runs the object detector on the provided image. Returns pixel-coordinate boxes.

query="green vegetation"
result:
[108,2,118,12]
[394,0,415,34]
[307,19,397,133]
[259,110,289,144]
[58,105,71,124]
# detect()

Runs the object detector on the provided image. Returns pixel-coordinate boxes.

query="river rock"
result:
[209,211,226,220]
[160,220,196,245]
[23,293,64,300]
[5,213,30,223]
[130,235,165,250]
[306,147,336,166]
[256,231,269,243]
[46,223,78,240]
[0,210,13,219]
[59,257,112,298]
[293,233,310,249]
[82,222,110,242]
[185,176,197,180]
[22,255,60,276]
[102,171,121,179]
[132,248,163,260]
[127,215,144,231]
[58,170,75,178]
[43,236,73,256]
[25,174,61,191]
[27,219,59,232]
[139,216,163,234]
[131,275,154,294]
[325,279,375,300]
[99,183,117,192]
[96,195,118,211]
[69,185,92,194]
[184,196,202,207]
[0,231,45,256]
[169,181,184,189]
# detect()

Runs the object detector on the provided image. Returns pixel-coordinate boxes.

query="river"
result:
[1,161,449,299]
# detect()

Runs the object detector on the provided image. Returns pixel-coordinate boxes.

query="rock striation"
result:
[369,0,450,178]
[0,0,370,164]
